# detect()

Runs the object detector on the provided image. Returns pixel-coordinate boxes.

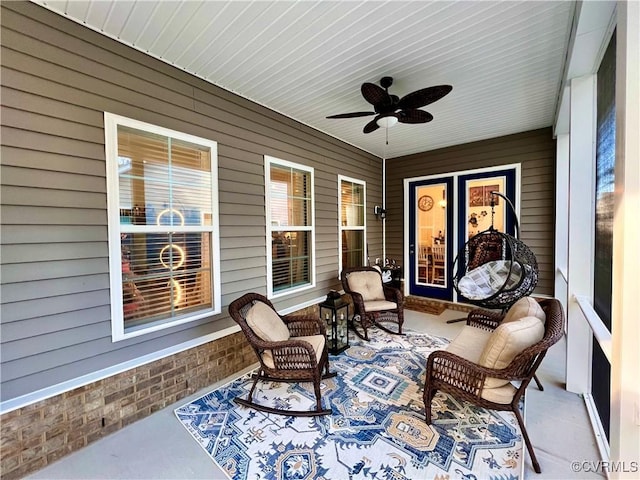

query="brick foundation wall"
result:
[0,331,255,480]
[0,298,464,479]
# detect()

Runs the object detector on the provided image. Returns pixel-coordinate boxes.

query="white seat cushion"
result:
[503,296,546,324]
[446,325,492,362]
[246,301,290,342]
[480,382,517,404]
[363,300,398,312]
[457,260,523,300]
[261,334,325,369]
[347,271,385,301]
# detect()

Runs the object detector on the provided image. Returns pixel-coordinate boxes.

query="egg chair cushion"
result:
[457,260,523,300]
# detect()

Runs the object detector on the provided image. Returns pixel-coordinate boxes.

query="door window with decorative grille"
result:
[105,113,220,340]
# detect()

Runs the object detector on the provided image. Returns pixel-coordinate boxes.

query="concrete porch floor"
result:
[27,308,604,479]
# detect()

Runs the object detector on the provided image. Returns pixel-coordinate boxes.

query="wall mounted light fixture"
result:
[374,205,386,219]
[439,189,447,208]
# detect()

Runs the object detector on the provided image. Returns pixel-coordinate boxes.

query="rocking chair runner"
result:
[228,293,336,416]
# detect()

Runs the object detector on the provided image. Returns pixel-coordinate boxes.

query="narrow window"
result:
[265,156,314,297]
[339,176,366,272]
[105,113,220,340]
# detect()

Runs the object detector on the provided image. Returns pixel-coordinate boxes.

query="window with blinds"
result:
[105,113,220,340]
[265,156,314,297]
[339,176,366,272]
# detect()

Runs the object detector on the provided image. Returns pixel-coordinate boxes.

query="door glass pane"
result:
[416,184,447,286]
[465,176,506,240]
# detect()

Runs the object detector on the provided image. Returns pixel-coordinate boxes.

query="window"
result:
[265,156,314,297]
[105,113,220,341]
[339,176,366,272]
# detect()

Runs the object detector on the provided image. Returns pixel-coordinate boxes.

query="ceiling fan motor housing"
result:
[380,76,394,89]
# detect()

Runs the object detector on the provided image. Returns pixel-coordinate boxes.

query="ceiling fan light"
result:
[376,116,398,128]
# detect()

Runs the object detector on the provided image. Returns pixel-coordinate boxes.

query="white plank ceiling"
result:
[34,0,575,159]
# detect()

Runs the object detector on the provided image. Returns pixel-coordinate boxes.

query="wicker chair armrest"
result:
[466,308,504,331]
[282,315,326,337]
[427,350,522,389]
[383,285,404,306]
[348,291,367,311]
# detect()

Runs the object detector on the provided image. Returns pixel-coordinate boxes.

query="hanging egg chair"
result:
[452,192,539,310]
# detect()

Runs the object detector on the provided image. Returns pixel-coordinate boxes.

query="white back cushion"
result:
[479,316,545,388]
[246,301,290,342]
[347,271,385,301]
[503,296,546,324]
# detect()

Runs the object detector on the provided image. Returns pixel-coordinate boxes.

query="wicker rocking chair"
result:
[229,293,336,416]
[341,266,404,340]
[424,297,565,473]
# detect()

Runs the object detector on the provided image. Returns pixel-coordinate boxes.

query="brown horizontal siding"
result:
[0,2,382,402]
[385,128,556,297]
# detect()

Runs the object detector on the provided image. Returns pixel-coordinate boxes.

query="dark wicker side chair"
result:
[229,292,336,416]
[423,298,565,474]
[341,266,404,340]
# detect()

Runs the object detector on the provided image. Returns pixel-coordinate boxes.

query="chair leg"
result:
[513,406,541,473]
[322,354,337,379]
[533,373,544,391]
[313,378,323,412]
[349,316,370,341]
[424,388,435,424]
[246,370,262,402]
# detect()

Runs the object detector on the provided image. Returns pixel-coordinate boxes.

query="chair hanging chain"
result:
[490,194,496,230]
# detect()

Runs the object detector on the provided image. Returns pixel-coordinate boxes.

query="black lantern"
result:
[320,291,350,354]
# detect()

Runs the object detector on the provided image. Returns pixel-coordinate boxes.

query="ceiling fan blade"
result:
[363,117,381,134]
[397,85,453,110]
[361,82,389,106]
[397,109,434,124]
[326,111,376,119]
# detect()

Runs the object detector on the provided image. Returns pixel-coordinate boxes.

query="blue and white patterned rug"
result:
[175,329,523,480]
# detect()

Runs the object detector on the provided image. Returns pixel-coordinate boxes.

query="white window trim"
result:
[338,175,367,274]
[265,155,315,299]
[104,112,221,341]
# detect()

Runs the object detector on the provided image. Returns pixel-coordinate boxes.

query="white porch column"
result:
[555,133,570,317]
[610,2,640,477]
[566,74,596,394]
